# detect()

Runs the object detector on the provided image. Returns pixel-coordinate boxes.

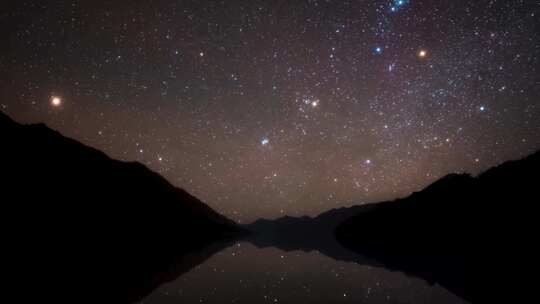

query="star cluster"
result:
[2,0,539,222]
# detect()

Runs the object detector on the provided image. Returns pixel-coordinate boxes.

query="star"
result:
[418,49,428,58]
[390,0,409,12]
[261,137,270,146]
[374,47,383,54]
[50,96,62,107]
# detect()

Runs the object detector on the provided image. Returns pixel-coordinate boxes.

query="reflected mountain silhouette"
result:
[244,209,469,299]
[1,112,245,303]
[128,240,238,303]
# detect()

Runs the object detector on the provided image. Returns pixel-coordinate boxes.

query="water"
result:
[139,242,467,304]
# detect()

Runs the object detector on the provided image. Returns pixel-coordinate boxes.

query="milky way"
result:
[2,1,539,222]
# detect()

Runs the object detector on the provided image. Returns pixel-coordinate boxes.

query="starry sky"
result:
[2,0,539,222]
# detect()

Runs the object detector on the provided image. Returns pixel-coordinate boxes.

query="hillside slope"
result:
[335,150,540,302]
[1,111,243,303]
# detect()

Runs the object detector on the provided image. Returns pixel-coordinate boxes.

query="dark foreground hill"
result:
[335,150,540,302]
[0,112,244,303]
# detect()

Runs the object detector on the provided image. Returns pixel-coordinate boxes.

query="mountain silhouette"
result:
[245,206,383,264]
[0,111,245,303]
[245,151,540,302]
[335,150,540,303]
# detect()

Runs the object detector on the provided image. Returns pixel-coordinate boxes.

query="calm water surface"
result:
[139,242,467,304]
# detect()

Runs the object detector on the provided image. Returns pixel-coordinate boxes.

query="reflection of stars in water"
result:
[142,242,466,303]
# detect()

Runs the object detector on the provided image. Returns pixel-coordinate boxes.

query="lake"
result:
[138,242,467,304]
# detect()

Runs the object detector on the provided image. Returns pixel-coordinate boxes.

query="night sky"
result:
[2,0,539,222]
